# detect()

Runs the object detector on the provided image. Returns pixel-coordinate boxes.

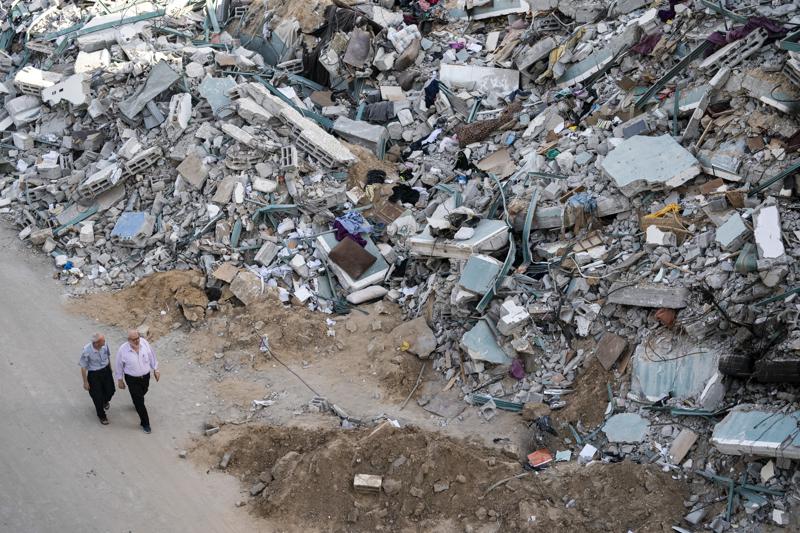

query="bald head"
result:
[91,333,105,349]
[127,329,141,346]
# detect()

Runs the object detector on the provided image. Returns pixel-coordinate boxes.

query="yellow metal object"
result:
[644,203,680,218]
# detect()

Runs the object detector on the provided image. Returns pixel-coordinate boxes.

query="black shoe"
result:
[103,402,110,411]
[142,425,151,434]
[100,418,109,425]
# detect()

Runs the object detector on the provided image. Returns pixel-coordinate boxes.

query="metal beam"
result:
[748,160,800,196]
[698,0,749,23]
[635,41,712,109]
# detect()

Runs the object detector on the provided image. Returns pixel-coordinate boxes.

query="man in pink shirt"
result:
[115,329,160,434]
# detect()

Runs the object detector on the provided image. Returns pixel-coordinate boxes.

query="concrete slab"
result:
[459,254,502,295]
[631,341,720,402]
[711,409,800,460]
[603,413,649,443]
[606,282,688,309]
[461,319,511,365]
[601,135,701,197]
[439,64,519,103]
[332,117,388,155]
[119,60,179,120]
[409,219,509,260]
[753,204,785,259]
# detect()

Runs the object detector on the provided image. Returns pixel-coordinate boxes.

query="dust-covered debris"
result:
[4,0,800,529]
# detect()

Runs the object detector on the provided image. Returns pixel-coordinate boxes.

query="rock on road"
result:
[0,224,260,533]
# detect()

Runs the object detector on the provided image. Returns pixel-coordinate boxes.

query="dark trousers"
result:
[124,373,151,427]
[87,365,115,420]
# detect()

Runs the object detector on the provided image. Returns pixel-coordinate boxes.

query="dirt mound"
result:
[554,359,615,431]
[185,294,331,364]
[199,425,688,532]
[68,270,207,340]
[70,269,330,359]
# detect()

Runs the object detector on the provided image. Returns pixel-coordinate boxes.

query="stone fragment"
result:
[229,271,265,306]
[390,317,436,358]
[177,153,209,189]
[669,429,698,464]
[594,333,627,371]
[715,213,749,252]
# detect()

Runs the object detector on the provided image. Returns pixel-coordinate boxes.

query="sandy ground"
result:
[0,223,266,533]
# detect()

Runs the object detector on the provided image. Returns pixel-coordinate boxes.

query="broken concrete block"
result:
[230,270,265,306]
[396,108,413,127]
[110,212,155,248]
[390,317,437,358]
[353,474,382,494]
[78,164,125,199]
[74,50,111,74]
[6,95,42,126]
[669,429,698,464]
[79,223,95,244]
[497,301,530,336]
[254,241,279,267]
[123,146,161,177]
[30,228,53,246]
[594,333,627,371]
[119,60,180,120]
[373,48,396,71]
[715,213,749,252]
[515,37,557,73]
[711,409,800,460]
[166,93,192,140]
[12,132,33,150]
[645,226,677,247]
[601,135,701,197]
[760,460,775,484]
[289,254,310,278]
[252,178,278,194]
[177,153,209,190]
[459,254,502,295]
[332,117,388,155]
[14,66,63,96]
[409,219,509,260]
[753,204,785,259]
[612,0,648,15]
[118,138,143,160]
[700,28,768,73]
[603,413,649,443]
[578,444,597,464]
[772,509,789,526]
[461,319,511,365]
[606,283,688,309]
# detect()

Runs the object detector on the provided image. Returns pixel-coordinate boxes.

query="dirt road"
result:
[0,224,262,533]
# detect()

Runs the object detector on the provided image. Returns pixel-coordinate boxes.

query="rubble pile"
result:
[2,0,800,528]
